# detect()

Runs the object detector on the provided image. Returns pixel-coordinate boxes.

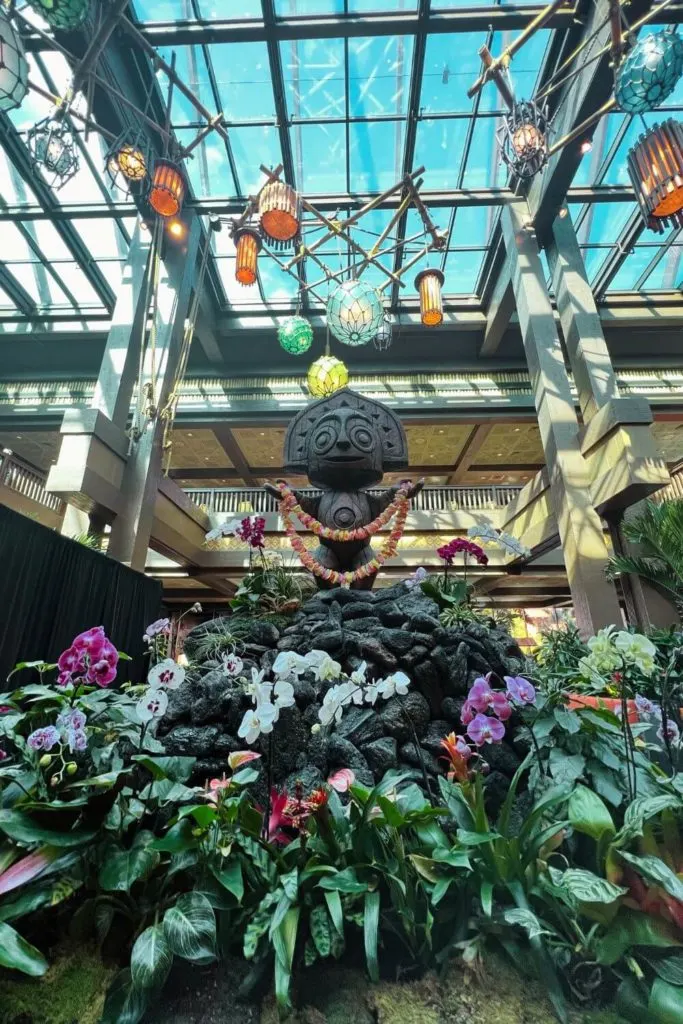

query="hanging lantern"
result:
[105,130,150,197]
[149,159,186,218]
[615,28,683,115]
[259,180,300,243]
[498,99,549,179]
[27,0,90,31]
[0,7,28,113]
[415,268,444,327]
[372,314,393,351]
[278,315,313,355]
[326,279,384,347]
[27,115,79,190]
[234,227,262,286]
[627,119,683,233]
[307,355,349,398]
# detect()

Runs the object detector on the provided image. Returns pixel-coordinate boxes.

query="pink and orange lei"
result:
[277,481,410,587]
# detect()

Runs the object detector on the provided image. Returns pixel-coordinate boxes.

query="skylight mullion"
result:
[633,228,682,292]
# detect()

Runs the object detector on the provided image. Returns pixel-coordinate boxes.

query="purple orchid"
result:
[657,719,681,746]
[504,675,536,705]
[27,726,60,752]
[466,713,506,747]
[490,691,513,721]
[467,676,494,712]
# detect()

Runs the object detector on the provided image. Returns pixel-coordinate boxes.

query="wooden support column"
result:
[502,201,622,635]
[447,424,493,483]
[108,219,201,570]
[546,212,620,423]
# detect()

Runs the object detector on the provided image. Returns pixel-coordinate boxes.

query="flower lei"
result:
[277,481,410,587]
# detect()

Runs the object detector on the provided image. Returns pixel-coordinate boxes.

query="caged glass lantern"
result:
[326,279,385,347]
[28,115,79,189]
[0,6,28,113]
[27,0,90,31]
[498,100,549,179]
[278,315,313,355]
[627,118,683,232]
[307,355,349,397]
[149,159,186,218]
[105,131,150,197]
[615,28,683,115]
[372,314,393,351]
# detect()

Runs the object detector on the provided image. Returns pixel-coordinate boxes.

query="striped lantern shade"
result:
[615,29,683,115]
[259,181,299,243]
[234,228,262,286]
[415,268,444,326]
[149,159,186,218]
[627,119,683,232]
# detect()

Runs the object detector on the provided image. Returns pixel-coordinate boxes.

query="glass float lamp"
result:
[0,6,28,112]
[28,115,79,189]
[372,314,393,351]
[278,315,313,355]
[326,279,384,346]
[27,0,89,31]
[615,28,683,115]
[259,180,299,244]
[307,355,349,397]
[627,119,683,232]
[498,99,549,179]
[415,268,444,327]
[105,130,150,197]
[234,227,262,286]
[149,159,186,218]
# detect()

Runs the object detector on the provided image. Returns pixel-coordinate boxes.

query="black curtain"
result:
[0,505,162,684]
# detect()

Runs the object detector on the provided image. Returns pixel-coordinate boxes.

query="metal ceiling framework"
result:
[0,0,682,338]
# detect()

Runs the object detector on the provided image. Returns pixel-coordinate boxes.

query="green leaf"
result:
[432,847,470,869]
[619,851,683,903]
[101,969,150,1024]
[568,785,615,843]
[130,924,172,990]
[0,810,95,848]
[456,829,501,846]
[553,707,580,734]
[281,867,298,901]
[615,977,650,1024]
[643,952,683,987]
[99,832,160,892]
[364,890,380,983]
[177,804,217,828]
[324,891,344,936]
[150,819,198,853]
[409,855,440,883]
[548,748,586,786]
[617,795,683,845]
[649,978,683,1024]
[588,761,624,807]
[579,708,623,734]
[502,907,549,941]
[319,868,368,894]
[0,921,48,976]
[210,858,243,903]
[481,880,493,918]
[310,904,331,958]
[557,868,627,905]
[273,907,299,1011]
[163,892,217,963]
[131,755,195,782]
[596,909,682,965]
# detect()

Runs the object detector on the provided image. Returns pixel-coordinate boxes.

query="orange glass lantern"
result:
[234,227,262,286]
[149,159,186,218]
[627,119,683,233]
[415,268,445,327]
[259,180,299,242]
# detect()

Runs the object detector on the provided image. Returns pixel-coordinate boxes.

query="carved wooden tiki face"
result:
[308,407,382,488]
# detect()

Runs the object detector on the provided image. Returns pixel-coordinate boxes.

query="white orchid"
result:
[468,523,530,558]
[364,681,380,705]
[273,679,296,712]
[238,704,277,744]
[273,651,308,679]
[305,650,342,682]
[222,652,244,677]
[497,531,531,558]
[377,671,411,700]
[467,523,500,545]
[147,658,185,691]
[205,518,244,542]
[350,661,368,686]
[319,686,345,726]
[614,631,657,676]
[136,687,169,723]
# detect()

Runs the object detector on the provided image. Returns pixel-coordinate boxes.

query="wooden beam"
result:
[447,425,495,483]
[211,425,259,486]
[480,253,515,357]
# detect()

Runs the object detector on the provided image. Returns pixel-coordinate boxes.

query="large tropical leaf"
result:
[130,924,172,991]
[163,891,217,963]
[101,969,150,1024]
[0,846,61,895]
[99,832,160,892]
[608,499,683,608]
[0,921,48,976]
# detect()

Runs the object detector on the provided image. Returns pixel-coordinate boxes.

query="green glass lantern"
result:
[27,0,90,31]
[326,279,384,347]
[278,315,313,356]
[307,355,349,398]
[0,7,28,112]
[615,28,683,115]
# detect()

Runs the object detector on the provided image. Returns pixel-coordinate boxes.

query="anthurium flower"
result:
[136,687,169,723]
[328,768,355,792]
[228,750,262,771]
[466,713,505,747]
[147,658,185,690]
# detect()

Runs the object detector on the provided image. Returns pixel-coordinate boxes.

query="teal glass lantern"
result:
[278,315,313,355]
[615,28,683,115]
[326,279,384,347]
[27,0,89,31]
[0,7,28,113]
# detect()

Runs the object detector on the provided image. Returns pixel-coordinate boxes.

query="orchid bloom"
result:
[148,658,185,691]
[504,675,536,705]
[136,687,169,723]
[143,618,171,643]
[466,676,494,713]
[273,679,296,713]
[377,671,410,700]
[273,651,308,679]
[27,726,60,752]
[222,652,244,677]
[238,704,278,744]
[466,713,506,747]
[305,650,342,682]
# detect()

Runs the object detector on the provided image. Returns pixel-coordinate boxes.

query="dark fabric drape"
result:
[0,506,162,684]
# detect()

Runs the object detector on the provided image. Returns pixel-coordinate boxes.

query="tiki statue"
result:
[266,388,422,589]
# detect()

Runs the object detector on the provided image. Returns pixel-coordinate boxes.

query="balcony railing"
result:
[184,484,522,516]
[0,452,65,514]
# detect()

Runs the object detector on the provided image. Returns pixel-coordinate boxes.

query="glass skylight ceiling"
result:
[0,2,680,322]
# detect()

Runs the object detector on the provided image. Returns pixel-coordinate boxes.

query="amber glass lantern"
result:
[415,268,444,327]
[149,159,186,218]
[259,181,299,243]
[234,227,262,286]
[105,131,150,197]
[627,119,683,232]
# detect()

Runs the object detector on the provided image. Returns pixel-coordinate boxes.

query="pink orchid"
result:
[0,748,6,762]
[466,713,506,747]
[327,768,355,793]
[467,676,494,713]
[461,700,476,726]
[86,658,117,688]
[57,646,86,675]
[490,691,513,721]
[504,676,536,705]
[228,750,262,771]
[72,626,106,653]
